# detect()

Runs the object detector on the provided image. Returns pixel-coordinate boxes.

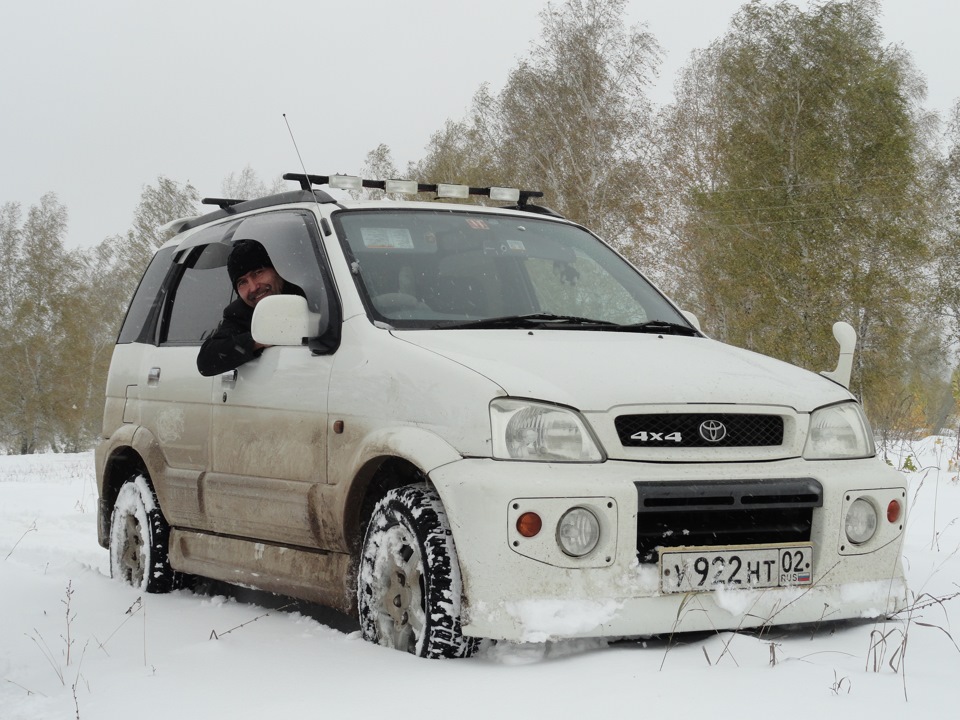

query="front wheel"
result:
[109,475,175,593]
[357,484,477,659]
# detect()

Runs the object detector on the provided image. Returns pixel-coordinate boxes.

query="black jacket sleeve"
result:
[196,300,262,377]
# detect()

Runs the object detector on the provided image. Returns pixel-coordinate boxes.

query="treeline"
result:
[0,180,200,453]
[3,0,959,453]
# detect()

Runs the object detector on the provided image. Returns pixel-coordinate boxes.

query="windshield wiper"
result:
[435,314,700,335]
[615,320,700,336]
[436,313,621,330]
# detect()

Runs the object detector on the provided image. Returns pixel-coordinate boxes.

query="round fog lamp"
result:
[845,498,878,544]
[557,507,600,557]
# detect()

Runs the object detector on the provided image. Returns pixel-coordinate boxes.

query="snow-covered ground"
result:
[1,437,958,719]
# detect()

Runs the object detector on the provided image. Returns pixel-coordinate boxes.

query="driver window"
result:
[163,210,335,347]
[228,211,329,317]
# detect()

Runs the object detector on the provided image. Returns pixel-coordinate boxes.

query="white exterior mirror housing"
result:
[251,295,320,346]
[680,310,701,332]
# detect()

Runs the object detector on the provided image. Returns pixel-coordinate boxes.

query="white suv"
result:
[96,174,908,658]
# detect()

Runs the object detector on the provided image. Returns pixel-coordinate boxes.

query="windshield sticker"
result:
[466,218,489,230]
[505,239,526,253]
[360,227,415,249]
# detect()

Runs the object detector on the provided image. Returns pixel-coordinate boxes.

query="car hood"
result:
[392,329,850,413]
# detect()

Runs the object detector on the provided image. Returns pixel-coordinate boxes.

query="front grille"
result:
[615,413,784,448]
[635,478,822,563]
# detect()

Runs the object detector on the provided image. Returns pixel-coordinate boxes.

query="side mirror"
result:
[820,321,857,389]
[680,310,702,333]
[251,295,321,346]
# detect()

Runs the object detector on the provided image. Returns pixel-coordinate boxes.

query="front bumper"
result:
[429,457,908,642]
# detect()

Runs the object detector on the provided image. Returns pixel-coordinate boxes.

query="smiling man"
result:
[196,239,300,376]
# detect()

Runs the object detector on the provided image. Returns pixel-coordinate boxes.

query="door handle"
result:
[221,369,238,385]
[147,367,161,386]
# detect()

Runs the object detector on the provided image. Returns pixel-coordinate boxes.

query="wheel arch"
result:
[334,426,463,554]
[98,447,145,545]
[96,426,165,548]
[344,456,428,555]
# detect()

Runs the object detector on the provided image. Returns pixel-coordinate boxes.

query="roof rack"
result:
[201,197,246,210]
[282,173,549,210]
[179,175,560,236]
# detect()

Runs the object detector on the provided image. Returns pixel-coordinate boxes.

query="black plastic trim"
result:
[636,478,823,512]
[202,197,246,209]
[634,478,823,563]
[180,190,338,232]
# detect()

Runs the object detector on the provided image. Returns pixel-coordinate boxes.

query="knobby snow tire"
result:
[109,475,176,594]
[357,483,477,659]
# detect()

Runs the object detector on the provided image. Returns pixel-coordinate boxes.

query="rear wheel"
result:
[109,475,175,593]
[357,484,477,658]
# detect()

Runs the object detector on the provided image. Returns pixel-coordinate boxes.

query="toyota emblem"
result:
[699,419,727,443]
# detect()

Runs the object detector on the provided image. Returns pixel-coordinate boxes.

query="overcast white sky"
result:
[1,0,956,249]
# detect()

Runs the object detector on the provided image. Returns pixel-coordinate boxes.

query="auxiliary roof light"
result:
[329,174,363,191]
[489,187,521,202]
[436,183,470,199]
[385,179,419,195]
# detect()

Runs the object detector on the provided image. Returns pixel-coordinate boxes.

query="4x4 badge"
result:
[699,420,727,443]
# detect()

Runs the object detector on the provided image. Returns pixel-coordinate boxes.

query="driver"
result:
[196,239,302,376]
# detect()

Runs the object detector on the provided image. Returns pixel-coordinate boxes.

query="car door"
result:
[201,210,340,549]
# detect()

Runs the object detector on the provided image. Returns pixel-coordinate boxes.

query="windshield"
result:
[333,208,689,330]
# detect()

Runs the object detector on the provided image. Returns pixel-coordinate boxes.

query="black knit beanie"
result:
[227,239,273,288]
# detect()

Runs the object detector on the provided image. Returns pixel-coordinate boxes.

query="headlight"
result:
[844,498,878,544]
[803,402,873,459]
[490,399,604,462]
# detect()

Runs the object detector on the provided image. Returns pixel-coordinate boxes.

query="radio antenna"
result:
[283,113,311,179]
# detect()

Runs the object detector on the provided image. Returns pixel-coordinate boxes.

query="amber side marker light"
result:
[517,512,543,538]
[887,500,902,524]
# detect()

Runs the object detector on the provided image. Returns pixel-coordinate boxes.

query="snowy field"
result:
[1,438,958,719]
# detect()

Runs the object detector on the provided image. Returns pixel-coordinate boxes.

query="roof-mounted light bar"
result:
[282,172,542,205]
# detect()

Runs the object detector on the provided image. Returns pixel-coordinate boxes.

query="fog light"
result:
[887,499,902,524]
[516,512,543,538]
[557,507,600,557]
[845,498,877,544]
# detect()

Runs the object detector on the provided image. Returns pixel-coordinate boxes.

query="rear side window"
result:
[117,246,176,344]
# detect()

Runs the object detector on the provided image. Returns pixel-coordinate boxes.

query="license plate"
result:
[660,545,813,593]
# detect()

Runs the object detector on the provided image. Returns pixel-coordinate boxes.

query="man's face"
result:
[236,266,285,308]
